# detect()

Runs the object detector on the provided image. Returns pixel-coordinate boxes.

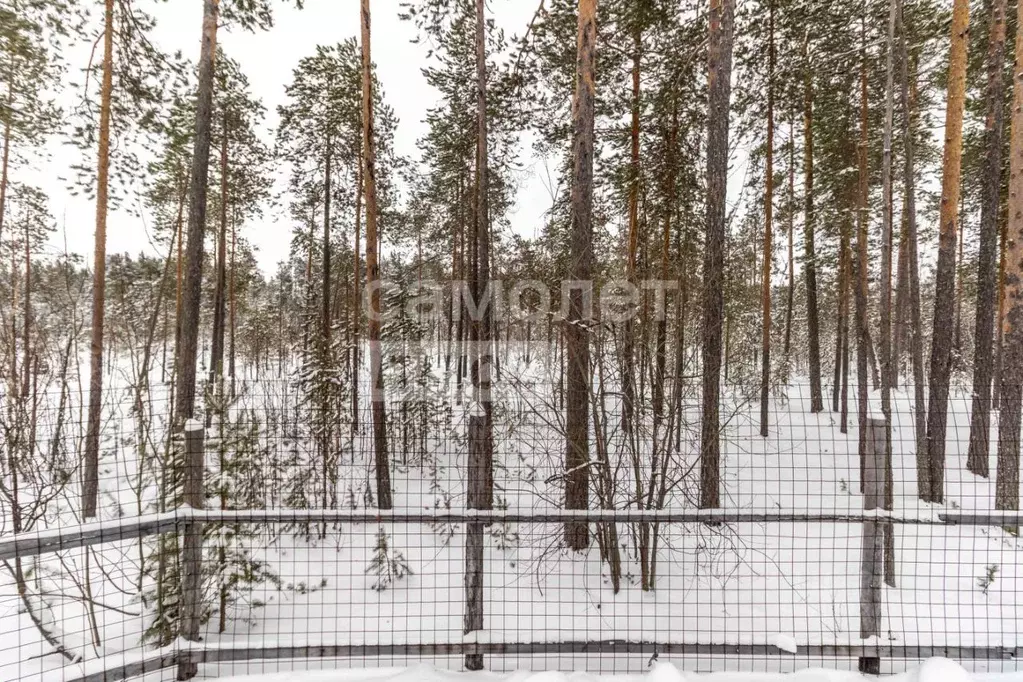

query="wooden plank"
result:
[938,511,1023,525]
[53,641,1023,681]
[0,514,180,561]
[179,641,1023,662]
[47,652,177,682]
[5,507,1020,562]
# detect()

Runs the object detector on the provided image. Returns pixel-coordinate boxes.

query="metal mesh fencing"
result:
[1,380,1021,680]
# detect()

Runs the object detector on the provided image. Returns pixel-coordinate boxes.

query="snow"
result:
[177,659,1023,682]
[3,368,1023,681]
[912,659,973,682]
[647,662,687,681]
[769,636,798,655]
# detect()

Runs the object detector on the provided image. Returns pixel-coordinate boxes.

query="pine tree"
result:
[994,0,1023,515]
[564,0,596,545]
[700,0,736,510]
[366,526,413,591]
[967,0,1009,477]
[924,0,970,504]
[362,0,393,510]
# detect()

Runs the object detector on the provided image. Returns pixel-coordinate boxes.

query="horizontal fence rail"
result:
[6,508,1023,562]
[52,641,1023,682]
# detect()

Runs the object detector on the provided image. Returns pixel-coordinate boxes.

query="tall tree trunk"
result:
[880,0,898,587]
[175,173,185,368]
[855,24,870,494]
[0,69,13,250]
[210,110,228,385]
[174,9,219,672]
[968,0,1008,477]
[759,0,774,438]
[655,101,678,431]
[994,211,1008,408]
[839,205,852,434]
[925,0,970,504]
[229,217,236,395]
[955,205,965,354]
[22,211,31,399]
[784,114,795,359]
[994,0,1023,514]
[472,0,493,509]
[622,23,641,440]
[82,0,114,519]
[802,35,824,413]
[625,20,649,588]
[465,0,496,667]
[175,0,221,426]
[834,240,846,414]
[880,0,897,444]
[897,10,929,500]
[362,0,392,510]
[322,132,332,351]
[564,0,596,548]
[893,209,909,386]
[699,0,735,510]
[352,154,363,433]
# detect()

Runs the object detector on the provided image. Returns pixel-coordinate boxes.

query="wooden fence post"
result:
[177,420,205,681]
[859,417,884,674]
[464,412,489,671]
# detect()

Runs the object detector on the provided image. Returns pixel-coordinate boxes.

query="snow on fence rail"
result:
[43,641,1023,682]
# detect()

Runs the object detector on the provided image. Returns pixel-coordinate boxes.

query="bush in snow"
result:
[977,564,998,595]
[366,526,413,591]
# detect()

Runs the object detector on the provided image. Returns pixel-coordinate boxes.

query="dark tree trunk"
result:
[995,212,1008,408]
[802,36,824,413]
[465,0,495,665]
[897,12,929,501]
[352,155,362,433]
[565,0,597,548]
[925,0,970,504]
[362,0,392,510]
[0,65,12,254]
[880,0,899,587]
[322,133,332,351]
[622,24,641,441]
[174,0,221,427]
[995,0,1023,514]
[893,209,909,387]
[855,28,870,493]
[699,0,735,510]
[83,0,114,519]
[784,114,795,359]
[968,0,1008,477]
[760,0,774,438]
[210,110,228,386]
[174,6,220,674]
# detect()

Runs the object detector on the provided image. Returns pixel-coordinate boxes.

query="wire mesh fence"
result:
[1,378,1021,680]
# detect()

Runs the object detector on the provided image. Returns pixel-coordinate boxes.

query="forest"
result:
[1,0,1022,679]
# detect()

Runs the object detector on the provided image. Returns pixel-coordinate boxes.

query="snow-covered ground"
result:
[1,364,1021,681]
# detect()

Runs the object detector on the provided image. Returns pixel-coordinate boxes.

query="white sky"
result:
[41,0,553,274]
